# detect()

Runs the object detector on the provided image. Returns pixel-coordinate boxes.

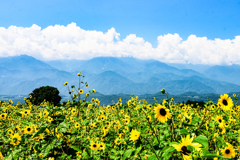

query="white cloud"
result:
[0,22,240,65]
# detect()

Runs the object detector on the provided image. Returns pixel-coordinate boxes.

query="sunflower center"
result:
[93,144,97,148]
[27,128,31,131]
[223,99,228,106]
[160,108,167,116]
[225,149,230,154]
[219,119,222,123]
[181,146,191,155]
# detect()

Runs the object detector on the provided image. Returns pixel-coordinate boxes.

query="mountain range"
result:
[1,55,240,96]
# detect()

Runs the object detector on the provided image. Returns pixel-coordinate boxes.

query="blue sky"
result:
[0,0,240,64]
[1,0,240,45]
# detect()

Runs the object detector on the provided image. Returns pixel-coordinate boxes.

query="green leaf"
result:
[147,155,157,160]
[191,117,201,124]
[187,145,195,152]
[134,146,142,155]
[82,151,89,159]
[43,139,57,157]
[162,146,175,157]
[192,135,208,149]
[7,148,22,160]
[179,128,189,135]
[122,149,134,160]
[202,153,225,158]
[32,126,47,139]
[70,145,82,152]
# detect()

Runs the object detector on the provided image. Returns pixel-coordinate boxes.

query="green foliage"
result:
[29,86,62,106]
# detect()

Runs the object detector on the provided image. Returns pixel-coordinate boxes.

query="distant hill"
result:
[1,55,240,96]
[203,64,240,85]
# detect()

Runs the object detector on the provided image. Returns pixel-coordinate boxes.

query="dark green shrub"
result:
[29,86,62,106]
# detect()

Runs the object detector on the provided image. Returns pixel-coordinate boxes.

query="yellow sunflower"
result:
[154,104,171,123]
[99,142,106,150]
[172,135,202,160]
[75,122,80,128]
[0,113,7,120]
[130,129,140,141]
[218,94,233,111]
[79,89,84,94]
[220,143,235,158]
[114,137,122,145]
[216,115,224,124]
[25,125,33,134]
[90,141,99,151]
[10,133,21,146]
[147,115,152,122]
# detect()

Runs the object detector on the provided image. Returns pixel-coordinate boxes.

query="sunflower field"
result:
[0,73,240,160]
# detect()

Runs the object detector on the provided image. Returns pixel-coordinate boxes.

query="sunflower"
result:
[99,142,106,150]
[103,126,109,132]
[172,135,202,160]
[123,119,130,125]
[220,143,235,158]
[114,137,122,145]
[10,133,21,146]
[7,129,14,136]
[91,98,95,103]
[96,99,100,104]
[154,104,171,123]
[218,94,233,111]
[71,108,77,114]
[23,110,31,116]
[216,115,224,124]
[75,122,80,128]
[100,115,106,121]
[90,141,99,151]
[147,115,152,122]
[0,113,7,120]
[14,125,21,132]
[64,82,68,86]
[25,126,33,134]
[130,129,140,141]
[90,124,96,129]
[43,110,49,118]
[86,93,90,97]
[79,89,84,94]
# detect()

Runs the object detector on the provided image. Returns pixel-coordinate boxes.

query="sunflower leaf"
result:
[191,117,201,124]
[147,155,157,160]
[187,145,195,152]
[70,145,82,152]
[202,153,225,158]
[32,126,47,139]
[192,135,208,149]
[179,128,189,135]
[122,149,134,160]
[161,146,175,157]
[134,146,142,155]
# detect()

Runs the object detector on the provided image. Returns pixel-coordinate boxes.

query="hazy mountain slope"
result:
[0,55,54,70]
[203,64,240,85]
[1,55,240,96]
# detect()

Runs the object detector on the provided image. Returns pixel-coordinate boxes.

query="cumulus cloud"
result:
[0,22,240,65]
